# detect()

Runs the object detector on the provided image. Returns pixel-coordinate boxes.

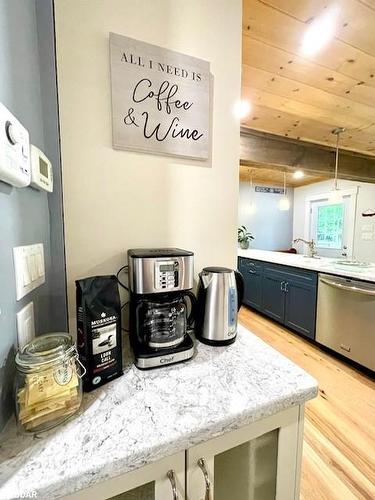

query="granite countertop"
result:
[0,325,317,500]
[238,249,375,283]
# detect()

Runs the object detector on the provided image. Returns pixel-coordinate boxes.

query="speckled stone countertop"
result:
[238,249,375,283]
[0,325,317,500]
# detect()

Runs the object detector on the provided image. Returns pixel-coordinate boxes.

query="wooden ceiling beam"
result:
[241,104,375,155]
[240,127,375,183]
[239,164,328,187]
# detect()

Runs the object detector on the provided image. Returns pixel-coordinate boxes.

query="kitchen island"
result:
[0,325,317,500]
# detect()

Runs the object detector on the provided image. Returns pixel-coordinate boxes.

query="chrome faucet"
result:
[293,238,317,258]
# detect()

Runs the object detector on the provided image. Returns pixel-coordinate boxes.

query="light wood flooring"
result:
[239,307,375,500]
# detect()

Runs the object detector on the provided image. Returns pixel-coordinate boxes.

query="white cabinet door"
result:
[186,406,304,500]
[63,451,185,500]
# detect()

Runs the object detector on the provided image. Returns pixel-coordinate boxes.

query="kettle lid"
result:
[202,266,233,273]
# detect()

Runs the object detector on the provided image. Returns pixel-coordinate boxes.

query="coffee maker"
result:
[128,248,196,369]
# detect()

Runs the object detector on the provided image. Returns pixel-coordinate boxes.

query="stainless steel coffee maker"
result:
[128,248,196,369]
[196,267,244,345]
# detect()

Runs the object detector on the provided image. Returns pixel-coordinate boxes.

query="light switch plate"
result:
[13,244,45,300]
[17,301,35,349]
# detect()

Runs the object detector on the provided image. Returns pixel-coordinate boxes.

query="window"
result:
[316,203,344,249]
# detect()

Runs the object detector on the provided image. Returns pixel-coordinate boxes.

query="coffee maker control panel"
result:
[128,248,194,294]
[155,260,178,290]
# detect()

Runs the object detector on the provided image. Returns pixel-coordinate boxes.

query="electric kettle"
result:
[196,267,244,345]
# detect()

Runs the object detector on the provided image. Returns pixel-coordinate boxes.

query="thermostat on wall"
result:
[0,102,31,187]
[30,144,53,192]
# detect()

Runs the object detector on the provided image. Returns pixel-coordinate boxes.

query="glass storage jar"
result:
[15,333,85,434]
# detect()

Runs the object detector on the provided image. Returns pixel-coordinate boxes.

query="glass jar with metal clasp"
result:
[14,333,86,434]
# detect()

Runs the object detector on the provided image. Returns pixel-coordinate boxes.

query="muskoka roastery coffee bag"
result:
[76,275,123,391]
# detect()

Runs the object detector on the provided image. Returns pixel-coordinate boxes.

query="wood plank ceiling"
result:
[242,0,375,156]
[239,164,329,186]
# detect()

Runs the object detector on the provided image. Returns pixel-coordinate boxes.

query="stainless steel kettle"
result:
[196,267,244,345]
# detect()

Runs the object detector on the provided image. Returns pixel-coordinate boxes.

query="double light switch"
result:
[13,244,45,300]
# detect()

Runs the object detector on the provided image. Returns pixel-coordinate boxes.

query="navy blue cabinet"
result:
[284,279,317,339]
[262,269,285,322]
[237,257,317,340]
[238,258,263,311]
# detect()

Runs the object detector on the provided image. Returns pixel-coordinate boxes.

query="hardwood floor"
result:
[239,307,375,500]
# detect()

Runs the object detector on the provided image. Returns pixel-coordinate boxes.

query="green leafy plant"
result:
[238,226,254,244]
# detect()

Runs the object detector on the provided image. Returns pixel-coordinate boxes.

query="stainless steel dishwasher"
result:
[316,273,375,371]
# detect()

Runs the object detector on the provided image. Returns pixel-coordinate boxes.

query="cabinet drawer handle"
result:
[280,281,289,292]
[197,458,211,500]
[167,469,178,500]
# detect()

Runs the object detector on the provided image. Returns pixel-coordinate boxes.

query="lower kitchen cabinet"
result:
[262,269,285,323]
[186,405,304,500]
[284,280,316,340]
[238,258,263,311]
[238,258,318,340]
[63,406,305,500]
[64,452,186,500]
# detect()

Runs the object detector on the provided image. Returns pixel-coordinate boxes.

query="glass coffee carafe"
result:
[136,292,195,349]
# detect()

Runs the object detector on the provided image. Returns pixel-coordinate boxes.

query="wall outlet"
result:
[16,302,35,349]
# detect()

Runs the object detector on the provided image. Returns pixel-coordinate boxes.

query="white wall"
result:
[293,179,375,261]
[238,181,294,251]
[55,0,241,331]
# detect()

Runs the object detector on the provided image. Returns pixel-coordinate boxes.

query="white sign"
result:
[109,33,210,160]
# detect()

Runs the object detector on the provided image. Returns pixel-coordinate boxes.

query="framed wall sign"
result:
[109,32,211,160]
[255,186,285,194]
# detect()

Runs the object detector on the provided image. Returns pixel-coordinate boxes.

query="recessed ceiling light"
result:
[301,7,338,57]
[234,100,251,119]
[293,170,304,179]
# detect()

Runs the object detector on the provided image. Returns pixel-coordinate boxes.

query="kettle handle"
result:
[235,270,244,310]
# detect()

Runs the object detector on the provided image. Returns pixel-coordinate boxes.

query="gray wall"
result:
[238,181,294,251]
[0,0,67,430]
[35,0,67,329]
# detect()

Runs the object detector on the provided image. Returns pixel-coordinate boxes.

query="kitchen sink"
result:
[335,260,371,269]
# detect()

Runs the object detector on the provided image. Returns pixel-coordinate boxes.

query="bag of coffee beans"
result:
[76,275,123,391]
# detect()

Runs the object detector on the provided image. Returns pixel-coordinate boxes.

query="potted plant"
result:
[238,226,254,250]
